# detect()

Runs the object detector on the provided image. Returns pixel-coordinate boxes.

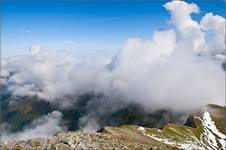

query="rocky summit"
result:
[0,104,225,150]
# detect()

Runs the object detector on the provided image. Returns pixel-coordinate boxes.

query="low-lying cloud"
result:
[0,111,65,142]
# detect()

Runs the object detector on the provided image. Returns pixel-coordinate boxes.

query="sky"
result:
[1,0,225,58]
[1,0,226,141]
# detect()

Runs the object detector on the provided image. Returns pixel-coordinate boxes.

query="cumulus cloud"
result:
[164,0,205,53]
[164,0,200,29]
[0,111,65,142]
[1,0,225,112]
[112,29,176,72]
[200,13,225,52]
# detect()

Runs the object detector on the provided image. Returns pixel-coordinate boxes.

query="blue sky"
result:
[1,0,225,58]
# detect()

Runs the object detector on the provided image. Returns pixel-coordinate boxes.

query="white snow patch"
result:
[137,111,226,149]
[150,135,202,150]
[201,111,226,149]
[137,127,145,132]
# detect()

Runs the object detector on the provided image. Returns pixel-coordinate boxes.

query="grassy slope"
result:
[103,104,226,149]
[0,96,53,132]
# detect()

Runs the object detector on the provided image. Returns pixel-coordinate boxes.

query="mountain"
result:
[0,93,185,133]
[1,104,225,150]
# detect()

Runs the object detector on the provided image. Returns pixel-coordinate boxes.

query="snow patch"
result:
[201,111,226,149]
[137,127,145,132]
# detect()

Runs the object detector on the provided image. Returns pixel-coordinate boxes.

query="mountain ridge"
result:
[1,104,225,150]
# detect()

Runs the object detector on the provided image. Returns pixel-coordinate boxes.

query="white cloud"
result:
[1,1,225,112]
[113,29,176,72]
[164,1,200,29]
[164,0,205,53]
[29,43,42,55]
[17,28,32,34]
[200,13,225,52]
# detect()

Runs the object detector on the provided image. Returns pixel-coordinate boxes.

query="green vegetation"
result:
[0,93,185,133]
[113,104,226,149]
[1,96,53,132]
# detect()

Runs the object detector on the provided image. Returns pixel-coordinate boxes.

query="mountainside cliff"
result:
[1,104,225,150]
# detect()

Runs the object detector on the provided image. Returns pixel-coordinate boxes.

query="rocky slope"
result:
[0,104,225,150]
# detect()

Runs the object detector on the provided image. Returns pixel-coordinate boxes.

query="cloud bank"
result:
[1,1,225,112]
